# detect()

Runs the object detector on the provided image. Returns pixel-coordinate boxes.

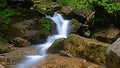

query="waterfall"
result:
[16,12,70,68]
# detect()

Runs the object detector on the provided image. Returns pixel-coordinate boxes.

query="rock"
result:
[93,25,120,43]
[49,5,62,12]
[66,11,86,23]
[6,47,38,64]
[63,34,110,64]
[33,1,55,15]
[0,44,14,53]
[12,37,31,47]
[59,50,72,57]
[0,64,4,68]
[70,19,82,34]
[35,54,86,68]
[106,38,120,68]
[48,38,65,53]
[4,16,54,44]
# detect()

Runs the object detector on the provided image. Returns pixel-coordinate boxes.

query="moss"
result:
[64,34,109,64]
[35,17,53,37]
[70,19,81,33]
[48,38,65,53]
[71,19,80,26]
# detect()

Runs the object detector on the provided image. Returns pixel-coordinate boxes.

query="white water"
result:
[16,12,70,68]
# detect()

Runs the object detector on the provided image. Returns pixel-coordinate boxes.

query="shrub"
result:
[57,0,120,13]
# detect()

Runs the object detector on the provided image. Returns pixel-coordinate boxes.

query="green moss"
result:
[64,34,108,64]
[49,38,65,53]
[71,19,80,26]
[37,17,53,37]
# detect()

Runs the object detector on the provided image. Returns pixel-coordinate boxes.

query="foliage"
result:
[57,0,120,13]
[0,0,7,8]
[39,18,52,37]
[0,9,20,28]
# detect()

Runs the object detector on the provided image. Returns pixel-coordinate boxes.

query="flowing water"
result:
[16,12,70,68]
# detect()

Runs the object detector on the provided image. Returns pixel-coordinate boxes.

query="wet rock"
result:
[6,47,38,64]
[12,37,31,47]
[93,25,120,43]
[106,38,120,68]
[63,34,110,64]
[48,38,65,53]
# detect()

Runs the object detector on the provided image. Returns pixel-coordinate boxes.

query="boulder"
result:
[34,54,104,68]
[106,38,120,68]
[93,25,120,43]
[4,16,55,44]
[6,47,38,64]
[48,38,65,53]
[12,37,31,47]
[63,34,110,64]
[36,54,86,68]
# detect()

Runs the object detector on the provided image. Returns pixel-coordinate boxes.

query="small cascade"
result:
[16,12,70,68]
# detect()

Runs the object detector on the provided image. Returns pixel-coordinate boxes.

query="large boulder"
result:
[106,38,120,68]
[36,54,86,68]
[63,34,110,64]
[93,25,120,43]
[35,54,104,68]
[3,12,55,44]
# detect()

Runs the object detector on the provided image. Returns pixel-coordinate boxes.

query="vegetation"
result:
[0,0,7,8]
[38,18,52,37]
[57,0,120,13]
[0,9,20,27]
[0,0,20,29]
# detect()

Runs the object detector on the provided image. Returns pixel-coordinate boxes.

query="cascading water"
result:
[16,12,70,68]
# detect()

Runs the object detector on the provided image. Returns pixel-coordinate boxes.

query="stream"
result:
[15,12,71,68]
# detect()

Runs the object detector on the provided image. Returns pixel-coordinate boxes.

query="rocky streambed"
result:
[0,0,120,68]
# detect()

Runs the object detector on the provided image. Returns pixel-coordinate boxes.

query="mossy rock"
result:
[63,34,110,64]
[35,17,55,37]
[33,1,56,15]
[70,19,82,33]
[48,38,65,53]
